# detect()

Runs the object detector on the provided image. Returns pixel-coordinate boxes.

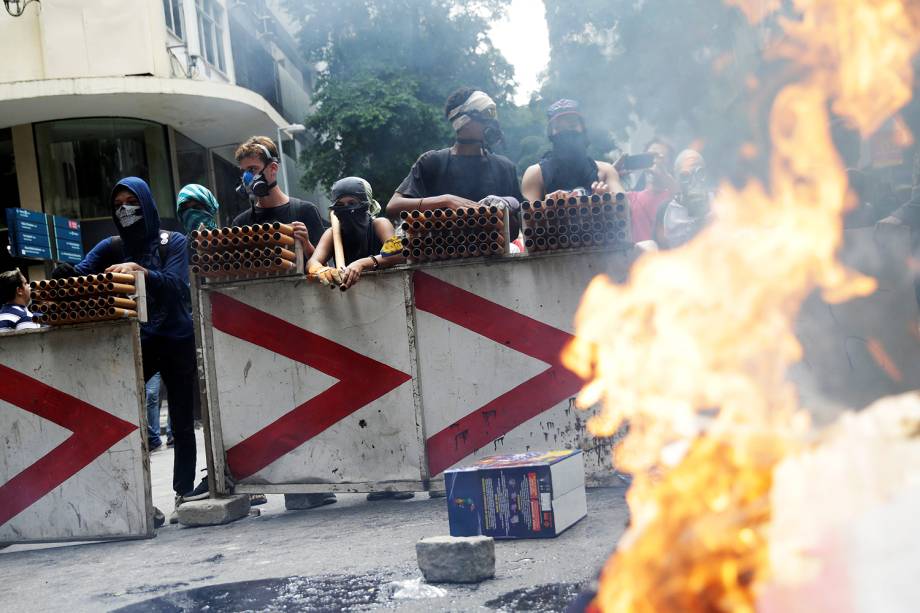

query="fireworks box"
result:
[444,450,587,539]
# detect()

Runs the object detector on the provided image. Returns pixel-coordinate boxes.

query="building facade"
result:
[0,0,316,276]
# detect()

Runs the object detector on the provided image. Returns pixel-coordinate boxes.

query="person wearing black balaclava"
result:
[307,177,403,290]
[387,87,523,239]
[521,99,624,204]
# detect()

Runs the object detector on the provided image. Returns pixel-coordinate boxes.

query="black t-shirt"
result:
[396,148,523,203]
[538,153,599,194]
[232,198,327,247]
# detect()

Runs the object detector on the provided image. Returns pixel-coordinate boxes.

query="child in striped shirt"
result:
[0,268,40,332]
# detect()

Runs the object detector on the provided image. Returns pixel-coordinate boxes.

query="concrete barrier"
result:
[197,273,422,494]
[411,250,633,483]
[195,247,634,494]
[0,320,153,544]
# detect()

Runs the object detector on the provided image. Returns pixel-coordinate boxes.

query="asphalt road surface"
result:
[1,428,628,612]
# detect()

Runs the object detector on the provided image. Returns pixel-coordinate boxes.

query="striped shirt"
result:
[0,304,40,332]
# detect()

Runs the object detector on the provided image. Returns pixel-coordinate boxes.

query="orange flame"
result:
[563,1,920,611]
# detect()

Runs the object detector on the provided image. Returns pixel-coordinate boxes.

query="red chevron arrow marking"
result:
[210,293,413,480]
[413,272,585,476]
[0,364,137,527]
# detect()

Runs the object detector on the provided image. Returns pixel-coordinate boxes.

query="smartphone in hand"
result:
[621,152,657,172]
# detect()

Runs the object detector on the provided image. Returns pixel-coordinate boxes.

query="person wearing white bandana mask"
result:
[387,87,523,240]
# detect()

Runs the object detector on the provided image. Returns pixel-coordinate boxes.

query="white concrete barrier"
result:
[0,320,153,544]
[196,248,634,493]
[411,250,633,483]
[197,274,422,494]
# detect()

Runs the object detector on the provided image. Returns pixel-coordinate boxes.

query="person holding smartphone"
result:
[620,138,677,242]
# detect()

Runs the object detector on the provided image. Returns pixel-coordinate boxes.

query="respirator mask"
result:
[235,144,279,199]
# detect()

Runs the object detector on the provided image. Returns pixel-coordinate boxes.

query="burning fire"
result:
[563,0,920,611]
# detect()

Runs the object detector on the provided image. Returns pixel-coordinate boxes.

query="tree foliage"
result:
[540,0,773,174]
[282,0,528,203]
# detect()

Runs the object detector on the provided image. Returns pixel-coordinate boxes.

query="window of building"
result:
[163,0,184,39]
[34,118,175,222]
[175,131,210,190]
[197,0,226,73]
[0,128,21,230]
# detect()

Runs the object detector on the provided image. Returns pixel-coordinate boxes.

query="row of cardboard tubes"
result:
[523,204,626,223]
[400,215,505,233]
[31,281,136,302]
[191,231,295,252]
[405,241,505,261]
[190,222,294,241]
[524,232,626,252]
[191,258,296,276]
[523,192,626,208]
[524,222,628,237]
[399,204,505,220]
[402,230,504,248]
[33,307,138,325]
[191,246,296,265]
[31,272,135,290]
[32,296,138,313]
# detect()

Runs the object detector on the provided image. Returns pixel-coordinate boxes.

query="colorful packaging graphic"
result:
[444,449,586,539]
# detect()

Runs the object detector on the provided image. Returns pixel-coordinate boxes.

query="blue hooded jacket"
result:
[75,177,193,341]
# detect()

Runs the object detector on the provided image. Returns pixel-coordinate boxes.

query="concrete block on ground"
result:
[177,495,250,527]
[416,535,495,583]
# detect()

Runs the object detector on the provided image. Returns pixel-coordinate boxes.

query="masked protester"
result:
[653,150,714,249]
[387,87,523,240]
[69,177,197,525]
[521,99,624,205]
[231,136,326,257]
[307,177,403,290]
[176,184,220,236]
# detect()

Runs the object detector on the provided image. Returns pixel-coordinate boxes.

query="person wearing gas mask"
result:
[232,136,326,256]
[308,177,403,290]
[653,149,714,249]
[521,99,624,204]
[387,87,523,238]
[66,177,197,525]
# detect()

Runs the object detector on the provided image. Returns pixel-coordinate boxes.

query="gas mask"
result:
[235,166,277,200]
[678,167,710,217]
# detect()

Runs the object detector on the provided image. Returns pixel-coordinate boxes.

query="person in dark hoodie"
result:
[521,99,624,203]
[69,177,197,523]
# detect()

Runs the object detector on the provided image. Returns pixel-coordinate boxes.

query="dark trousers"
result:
[142,335,197,496]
